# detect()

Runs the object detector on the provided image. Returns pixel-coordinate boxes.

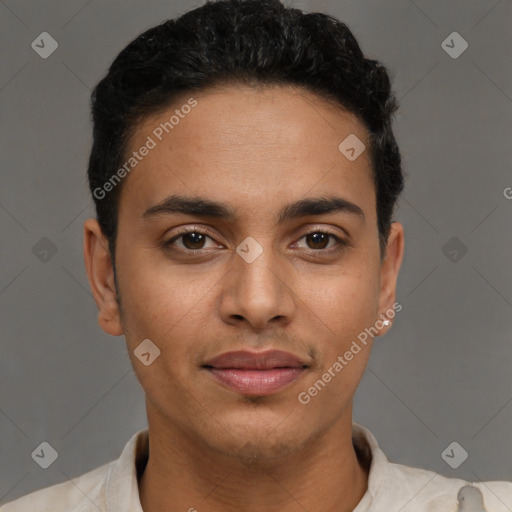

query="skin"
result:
[83,84,404,512]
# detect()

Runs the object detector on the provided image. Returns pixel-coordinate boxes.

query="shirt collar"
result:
[352,422,389,511]
[105,427,148,512]
[104,422,388,511]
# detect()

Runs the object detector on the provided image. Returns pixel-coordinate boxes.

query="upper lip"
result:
[203,350,308,370]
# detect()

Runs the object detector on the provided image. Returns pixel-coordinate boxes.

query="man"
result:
[3,0,511,510]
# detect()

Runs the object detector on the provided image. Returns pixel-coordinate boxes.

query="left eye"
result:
[295,231,345,251]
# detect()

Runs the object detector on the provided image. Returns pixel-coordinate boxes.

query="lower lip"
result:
[206,368,305,396]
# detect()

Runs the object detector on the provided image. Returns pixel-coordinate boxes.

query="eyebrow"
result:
[142,194,365,223]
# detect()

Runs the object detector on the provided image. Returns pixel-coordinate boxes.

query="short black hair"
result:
[87,0,404,262]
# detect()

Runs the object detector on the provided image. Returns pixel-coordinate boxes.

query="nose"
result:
[219,241,296,331]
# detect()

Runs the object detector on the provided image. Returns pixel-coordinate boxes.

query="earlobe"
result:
[83,218,124,336]
[377,222,405,336]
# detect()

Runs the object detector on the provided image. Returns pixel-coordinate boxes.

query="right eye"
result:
[162,228,223,254]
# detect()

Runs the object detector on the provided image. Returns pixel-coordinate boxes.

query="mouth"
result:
[202,349,309,396]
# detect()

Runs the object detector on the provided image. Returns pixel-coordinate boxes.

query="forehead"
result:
[119,84,375,223]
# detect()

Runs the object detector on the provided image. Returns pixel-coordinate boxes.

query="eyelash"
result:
[162,227,348,256]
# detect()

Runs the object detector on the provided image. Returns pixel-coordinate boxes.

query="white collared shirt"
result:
[2,423,511,511]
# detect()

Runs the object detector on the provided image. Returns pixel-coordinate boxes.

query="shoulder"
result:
[379,460,512,511]
[0,461,113,512]
[0,427,148,512]
[352,423,512,511]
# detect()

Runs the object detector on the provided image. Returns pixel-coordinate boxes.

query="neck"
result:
[139,403,369,512]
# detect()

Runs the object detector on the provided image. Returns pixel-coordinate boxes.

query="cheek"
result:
[116,263,214,403]
[298,269,379,395]
[115,251,218,351]
[300,268,380,337]
[295,273,378,412]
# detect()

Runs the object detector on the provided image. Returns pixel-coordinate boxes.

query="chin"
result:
[196,414,316,467]
[213,432,309,468]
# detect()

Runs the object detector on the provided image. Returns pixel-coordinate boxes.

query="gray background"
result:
[1,0,511,504]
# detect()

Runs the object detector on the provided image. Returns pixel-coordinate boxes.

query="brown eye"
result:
[181,232,207,250]
[296,230,349,256]
[162,228,221,254]
[305,232,330,250]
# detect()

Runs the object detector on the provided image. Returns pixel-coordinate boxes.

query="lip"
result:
[203,350,308,396]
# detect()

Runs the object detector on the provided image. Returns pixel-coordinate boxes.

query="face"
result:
[84,84,404,462]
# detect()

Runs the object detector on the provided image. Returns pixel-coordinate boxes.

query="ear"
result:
[376,222,404,335]
[83,218,123,336]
